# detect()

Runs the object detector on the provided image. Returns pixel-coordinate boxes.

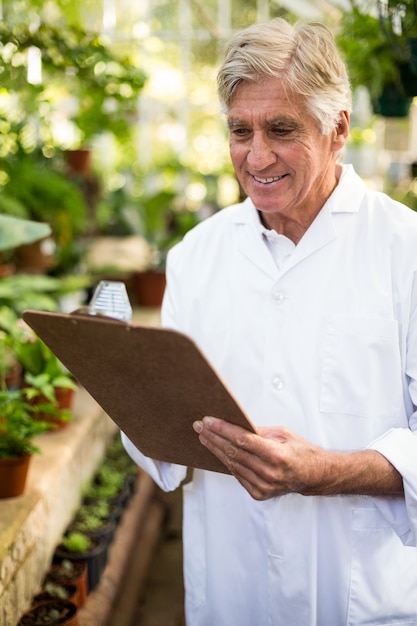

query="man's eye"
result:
[271,126,293,136]
[231,128,250,137]
[270,126,296,137]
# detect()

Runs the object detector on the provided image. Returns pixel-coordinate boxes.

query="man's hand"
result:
[192,417,404,500]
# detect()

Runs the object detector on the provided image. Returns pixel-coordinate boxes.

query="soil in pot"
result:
[17,599,78,625]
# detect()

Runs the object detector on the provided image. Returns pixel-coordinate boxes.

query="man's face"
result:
[227,77,347,233]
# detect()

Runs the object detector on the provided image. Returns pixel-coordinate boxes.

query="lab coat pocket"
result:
[320,316,402,418]
[348,507,417,625]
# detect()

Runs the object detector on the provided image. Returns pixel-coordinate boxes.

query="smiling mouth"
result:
[252,174,287,184]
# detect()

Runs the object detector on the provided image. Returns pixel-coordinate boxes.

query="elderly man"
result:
[123,18,417,625]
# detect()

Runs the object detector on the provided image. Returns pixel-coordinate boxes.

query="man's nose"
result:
[247,134,276,170]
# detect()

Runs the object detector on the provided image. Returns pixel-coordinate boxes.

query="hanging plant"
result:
[336,2,417,115]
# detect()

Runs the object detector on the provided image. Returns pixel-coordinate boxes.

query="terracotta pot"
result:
[0,261,15,277]
[55,387,75,411]
[134,270,166,307]
[65,149,92,176]
[45,561,88,608]
[32,387,75,430]
[33,584,79,609]
[0,455,31,498]
[14,238,56,273]
[5,362,23,389]
[17,599,78,625]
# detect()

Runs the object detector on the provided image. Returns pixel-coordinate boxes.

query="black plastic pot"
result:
[18,599,78,625]
[68,518,117,547]
[373,82,412,117]
[399,61,417,97]
[53,537,108,593]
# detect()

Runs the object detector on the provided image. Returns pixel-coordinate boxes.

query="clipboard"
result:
[23,309,256,474]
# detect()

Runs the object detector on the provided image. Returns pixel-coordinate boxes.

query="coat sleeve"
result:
[121,431,187,491]
[367,271,417,546]
[368,428,417,546]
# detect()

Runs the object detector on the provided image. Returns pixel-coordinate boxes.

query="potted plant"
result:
[105,434,139,495]
[83,462,131,509]
[0,326,22,390]
[33,581,79,609]
[0,387,51,498]
[68,505,117,546]
[0,214,51,273]
[17,598,78,626]
[79,494,123,527]
[54,531,108,593]
[99,185,199,306]
[0,150,89,274]
[0,212,51,277]
[336,2,417,116]
[0,273,92,318]
[45,560,88,608]
[0,308,78,429]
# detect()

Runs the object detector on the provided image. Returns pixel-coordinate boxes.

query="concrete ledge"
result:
[0,388,118,626]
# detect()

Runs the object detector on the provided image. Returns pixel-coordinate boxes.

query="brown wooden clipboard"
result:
[23,310,256,474]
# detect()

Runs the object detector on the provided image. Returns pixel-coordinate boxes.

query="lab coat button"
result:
[272,376,285,390]
[272,290,285,305]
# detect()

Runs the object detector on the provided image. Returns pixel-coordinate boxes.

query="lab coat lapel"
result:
[283,165,366,275]
[281,203,337,275]
[234,199,338,280]
[234,200,279,280]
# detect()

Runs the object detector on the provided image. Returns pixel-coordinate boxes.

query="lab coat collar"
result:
[233,164,367,278]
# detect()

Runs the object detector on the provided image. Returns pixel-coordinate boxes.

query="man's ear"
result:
[333,111,350,151]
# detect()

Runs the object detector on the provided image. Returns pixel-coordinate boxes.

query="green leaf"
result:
[0,215,51,251]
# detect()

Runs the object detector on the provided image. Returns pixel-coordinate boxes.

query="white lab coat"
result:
[123,165,417,625]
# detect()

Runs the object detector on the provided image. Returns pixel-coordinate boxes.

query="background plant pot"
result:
[373,83,413,117]
[14,238,56,273]
[0,258,15,277]
[125,470,138,496]
[45,561,88,608]
[34,584,79,609]
[54,537,108,592]
[0,454,31,498]
[31,387,75,430]
[17,599,78,626]
[399,61,417,97]
[5,362,23,389]
[55,386,75,410]
[64,149,92,176]
[81,497,124,526]
[68,517,117,547]
[408,37,417,72]
[134,270,166,307]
